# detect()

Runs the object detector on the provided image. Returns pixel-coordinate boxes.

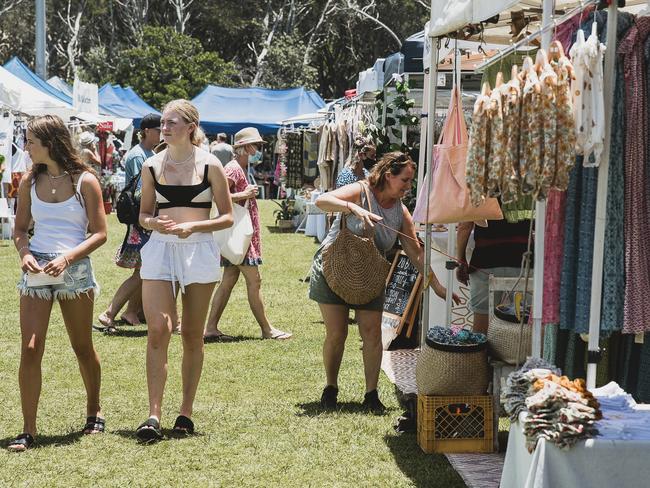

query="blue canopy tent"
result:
[191,86,325,135]
[98,84,160,128]
[4,57,73,105]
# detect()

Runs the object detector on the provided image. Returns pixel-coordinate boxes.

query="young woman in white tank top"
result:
[9,115,107,451]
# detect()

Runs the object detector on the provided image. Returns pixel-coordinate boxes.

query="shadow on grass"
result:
[0,431,83,450]
[203,335,257,344]
[111,429,206,443]
[265,226,295,234]
[384,433,466,488]
[295,401,390,417]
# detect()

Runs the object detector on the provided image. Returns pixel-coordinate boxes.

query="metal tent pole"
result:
[586,2,618,390]
[531,0,554,358]
[421,36,440,346]
[35,0,47,79]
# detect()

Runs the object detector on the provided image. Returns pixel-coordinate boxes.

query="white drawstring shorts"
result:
[140,231,221,294]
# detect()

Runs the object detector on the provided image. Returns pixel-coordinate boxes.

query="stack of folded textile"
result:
[501,357,561,422]
[593,381,650,441]
[523,375,601,452]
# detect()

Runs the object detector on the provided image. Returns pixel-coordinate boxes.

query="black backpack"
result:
[116,172,141,225]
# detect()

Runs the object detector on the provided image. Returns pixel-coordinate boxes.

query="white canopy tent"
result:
[420,0,649,388]
[0,66,132,130]
[0,65,78,119]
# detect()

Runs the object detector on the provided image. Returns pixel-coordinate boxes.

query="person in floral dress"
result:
[204,127,292,341]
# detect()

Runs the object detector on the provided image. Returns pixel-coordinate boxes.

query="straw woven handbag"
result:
[322,183,391,305]
[416,334,489,396]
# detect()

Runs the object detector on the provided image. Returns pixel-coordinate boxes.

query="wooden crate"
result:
[417,395,494,454]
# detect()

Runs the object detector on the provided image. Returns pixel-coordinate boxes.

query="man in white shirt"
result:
[210,133,234,165]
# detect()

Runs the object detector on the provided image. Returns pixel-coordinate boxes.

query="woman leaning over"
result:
[309,152,459,413]
[135,99,233,441]
[9,115,107,451]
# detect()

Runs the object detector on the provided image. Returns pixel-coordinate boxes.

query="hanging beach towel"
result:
[413,85,502,225]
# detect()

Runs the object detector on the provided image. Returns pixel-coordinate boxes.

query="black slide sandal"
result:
[135,418,163,443]
[7,433,35,452]
[172,415,194,435]
[83,416,105,434]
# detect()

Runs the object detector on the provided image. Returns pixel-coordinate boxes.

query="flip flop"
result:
[98,312,113,328]
[263,329,293,340]
[203,333,235,343]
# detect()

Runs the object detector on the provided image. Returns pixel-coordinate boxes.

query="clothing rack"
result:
[475,0,600,73]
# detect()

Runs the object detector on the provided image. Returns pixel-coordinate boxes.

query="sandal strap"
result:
[9,433,35,449]
[173,415,194,434]
[84,416,106,432]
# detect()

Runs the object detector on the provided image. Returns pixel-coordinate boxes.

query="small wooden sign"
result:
[382,251,422,337]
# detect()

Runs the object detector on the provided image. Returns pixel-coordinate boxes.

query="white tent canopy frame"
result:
[421,0,637,389]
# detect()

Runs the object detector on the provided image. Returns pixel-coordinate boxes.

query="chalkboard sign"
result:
[382,251,422,336]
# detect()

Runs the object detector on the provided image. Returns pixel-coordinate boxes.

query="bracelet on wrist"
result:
[63,255,71,267]
[18,245,30,256]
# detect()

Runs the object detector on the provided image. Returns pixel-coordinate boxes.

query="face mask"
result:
[248,150,262,165]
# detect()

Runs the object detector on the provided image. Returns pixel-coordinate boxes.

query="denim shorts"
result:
[17,251,99,301]
[468,266,522,315]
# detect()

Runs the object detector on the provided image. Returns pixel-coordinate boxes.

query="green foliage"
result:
[272,198,299,223]
[111,26,237,108]
[258,34,318,90]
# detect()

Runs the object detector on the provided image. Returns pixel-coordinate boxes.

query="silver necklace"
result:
[167,148,195,165]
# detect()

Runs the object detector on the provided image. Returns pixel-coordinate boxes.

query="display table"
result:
[500,408,650,488]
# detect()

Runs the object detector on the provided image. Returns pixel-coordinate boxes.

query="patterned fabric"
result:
[115,224,151,269]
[537,64,558,199]
[600,47,627,335]
[552,57,577,191]
[284,131,303,189]
[335,166,369,189]
[542,189,567,326]
[486,90,504,198]
[618,17,650,334]
[302,130,319,178]
[519,70,543,196]
[223,162,262,266]
[466,95,491,207]
[501,77,522,204]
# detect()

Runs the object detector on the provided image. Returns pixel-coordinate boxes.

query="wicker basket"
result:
[487,316,532,364]
[417,394,494,453]
[487,276,534,365]
[415,338,489,396]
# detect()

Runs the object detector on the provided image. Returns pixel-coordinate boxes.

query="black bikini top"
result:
[149,165,212,209]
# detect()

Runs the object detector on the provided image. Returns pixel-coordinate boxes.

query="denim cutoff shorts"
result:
[17,251,99,301]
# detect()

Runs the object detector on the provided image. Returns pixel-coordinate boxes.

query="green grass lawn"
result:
[0,201,464,487]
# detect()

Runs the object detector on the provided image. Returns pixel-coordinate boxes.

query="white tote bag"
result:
[213,201,253,265]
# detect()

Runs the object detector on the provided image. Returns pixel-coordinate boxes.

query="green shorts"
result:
[308,248,385,312]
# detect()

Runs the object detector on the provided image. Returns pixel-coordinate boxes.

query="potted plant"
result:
[273,198,298,231]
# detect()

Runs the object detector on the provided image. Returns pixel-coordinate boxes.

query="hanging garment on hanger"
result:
[285,131,304,189]
[302,130,319,178]
[466,88,492,207]
[618,16,650,334]
[519,64,543,196]
[485,88,505,198]
[551,55,578,191]
[500,74,523,204]
[537,60,559,199]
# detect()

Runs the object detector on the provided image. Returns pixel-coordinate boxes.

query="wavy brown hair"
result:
[28,115,96,179]
[368,151,416,191]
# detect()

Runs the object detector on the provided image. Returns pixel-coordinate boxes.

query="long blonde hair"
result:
[163,99,202,146]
